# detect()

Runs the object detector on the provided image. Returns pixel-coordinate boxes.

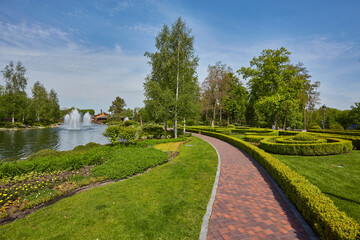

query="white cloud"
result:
[0,22,148,113]
[195,33,360,110]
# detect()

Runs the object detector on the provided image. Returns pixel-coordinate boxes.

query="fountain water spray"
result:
[64,109,92,129]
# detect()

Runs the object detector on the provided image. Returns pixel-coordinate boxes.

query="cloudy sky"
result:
[0,0,359,113]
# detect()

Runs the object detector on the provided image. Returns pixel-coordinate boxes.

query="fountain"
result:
[83,112,92,126]
[63,109,92,129]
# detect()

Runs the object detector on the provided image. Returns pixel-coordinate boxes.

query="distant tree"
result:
[1,61,28,123]
[48,89,60,121]
[144,17,199,138]
[223,72,248,125]
[0,85,6,120]
[201,62,231,127]
[31,81,49,121]
[109,97,126,120]
[350,102,360,124]
[125,108,134,120]
[239,48,313,129]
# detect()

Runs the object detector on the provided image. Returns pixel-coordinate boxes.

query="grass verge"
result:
[0,136,217,239]
[273,151,360,224]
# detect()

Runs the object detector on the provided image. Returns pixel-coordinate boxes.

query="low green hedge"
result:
[244,135,270,143]
[260,137,352,156]
[278,130,301,136]
[275,137,326,145]
[308,133,360,149]
[187,127,360,239]
[309,129,360,137]
[244,131,279,136]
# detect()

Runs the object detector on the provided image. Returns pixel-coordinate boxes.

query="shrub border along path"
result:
[188,129,360,240]
[194,133,316,240]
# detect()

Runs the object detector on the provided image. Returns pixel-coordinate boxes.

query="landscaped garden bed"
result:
[0,136,218,239]
[0,137,188,223]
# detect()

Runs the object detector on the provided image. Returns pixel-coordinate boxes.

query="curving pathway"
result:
[194,133,317,240]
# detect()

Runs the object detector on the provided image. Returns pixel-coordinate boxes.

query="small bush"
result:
[330,123,345,130]
[227,124,235,128]
[308,123,322,130]
[293,133,316,141]
[186,119,196,126]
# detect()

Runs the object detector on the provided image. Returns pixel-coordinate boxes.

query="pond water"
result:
[0,124,108,161]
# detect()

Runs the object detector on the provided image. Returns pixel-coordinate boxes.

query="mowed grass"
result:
[0,137,217,239]
[273,150,360,223]
[231,134,245,140]
[154,141,185,153]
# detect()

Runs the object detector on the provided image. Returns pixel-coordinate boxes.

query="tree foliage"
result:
[0,61,60,125]
[108,96,126,120]
[144,17,199,137]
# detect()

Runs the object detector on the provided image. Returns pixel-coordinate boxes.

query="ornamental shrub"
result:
[330,123,345,130]
[259,137,352,156]
[308,123,321,130]
[293,133,316,141]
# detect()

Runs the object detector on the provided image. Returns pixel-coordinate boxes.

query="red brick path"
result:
[194,133,313,240]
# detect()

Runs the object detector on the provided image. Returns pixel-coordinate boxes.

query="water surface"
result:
[0,124,108,161]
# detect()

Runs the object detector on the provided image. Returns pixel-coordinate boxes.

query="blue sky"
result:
[0,0,359,113]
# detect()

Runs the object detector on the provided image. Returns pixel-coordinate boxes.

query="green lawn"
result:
[273,151,360,223]
[0,137,217,239]
[231,134,245,140]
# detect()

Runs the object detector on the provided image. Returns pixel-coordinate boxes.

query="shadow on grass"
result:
[324,192,360,205]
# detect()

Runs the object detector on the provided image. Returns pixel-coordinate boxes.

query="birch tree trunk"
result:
[183,118,186,135]
[211,103,216,127]
[174,40,180,138]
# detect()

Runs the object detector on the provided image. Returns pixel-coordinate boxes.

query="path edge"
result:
[198,135,221,240]
[240,149,318,240]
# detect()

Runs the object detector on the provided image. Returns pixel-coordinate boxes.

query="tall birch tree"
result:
[144,17,199,138]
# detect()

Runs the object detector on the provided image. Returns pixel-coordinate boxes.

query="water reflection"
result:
[0,124,108,161]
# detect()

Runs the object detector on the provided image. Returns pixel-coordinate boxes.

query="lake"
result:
[0,124,108,161]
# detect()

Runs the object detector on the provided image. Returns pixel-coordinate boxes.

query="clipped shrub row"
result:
[278,130,301,136]
[309,129,360,137]
[187,127,360,239]
[243,135,269,143]
[244,130,279,136]
[308,133,360,149]
[259,137,352,156]
[275,137,326,144]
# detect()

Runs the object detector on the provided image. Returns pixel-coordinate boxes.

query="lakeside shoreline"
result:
[0,124,59,131]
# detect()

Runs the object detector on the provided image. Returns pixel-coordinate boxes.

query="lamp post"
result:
[322,104,326,130]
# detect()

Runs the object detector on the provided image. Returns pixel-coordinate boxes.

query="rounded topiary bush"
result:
[244,128,279,136]
[293,133,316,141]
[259,136,352,156]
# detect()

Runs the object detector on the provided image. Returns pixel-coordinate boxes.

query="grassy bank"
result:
[274,151,360,224]
[0,136,218,239]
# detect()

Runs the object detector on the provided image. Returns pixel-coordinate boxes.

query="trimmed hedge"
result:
[244,130,279,136]
[260,137,352,156]
[278,130,301,136]
[309,129,360,137]
[308,133,360,149]
[187,127,360,239]
[244,135,270,143]
[275,137,326,145]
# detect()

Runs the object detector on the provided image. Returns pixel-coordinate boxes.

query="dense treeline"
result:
[139,19,359,131]
[199,48,359,130]
[0,61,60,127]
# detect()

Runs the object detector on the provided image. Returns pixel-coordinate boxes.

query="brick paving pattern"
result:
[194,133,312,240]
